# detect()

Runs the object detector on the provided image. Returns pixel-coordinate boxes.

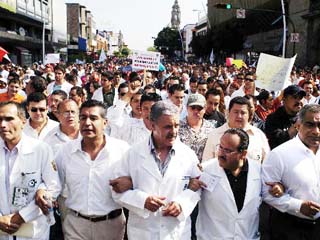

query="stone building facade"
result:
[207,0,320,66]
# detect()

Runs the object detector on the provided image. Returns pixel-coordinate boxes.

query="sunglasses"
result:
[190,105,204,111]
[245,78,254,82]
[120,92,127,97]
[30,107,46,113]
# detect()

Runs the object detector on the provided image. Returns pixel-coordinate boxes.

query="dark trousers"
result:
[270,209,320,240]
[50,207,64,240]
[259,202,271,240]
[190,204,198,240]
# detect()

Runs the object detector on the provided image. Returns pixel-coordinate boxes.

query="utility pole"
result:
[281,0,286,57]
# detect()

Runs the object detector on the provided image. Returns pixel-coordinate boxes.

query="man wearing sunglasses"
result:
[23,92,58,140]
[231,73,259,99]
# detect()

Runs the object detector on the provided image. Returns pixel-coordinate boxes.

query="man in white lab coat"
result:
[0,101,61,240]
[193,128,262,239]
[112,101,201,240]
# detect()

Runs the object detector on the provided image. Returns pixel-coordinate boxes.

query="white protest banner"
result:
[255,53,296,92]
[132,50,161,71]
[44,54,60,64]
[99,49,107,63]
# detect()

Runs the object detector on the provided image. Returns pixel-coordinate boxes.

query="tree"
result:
[113,51,121,58]
[147,46,157,52]
[154,27,181,57]
[121,47,130,57]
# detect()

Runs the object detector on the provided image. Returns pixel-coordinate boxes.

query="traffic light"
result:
[215,3,232,9]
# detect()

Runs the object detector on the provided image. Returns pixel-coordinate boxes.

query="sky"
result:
[65,0,207,51]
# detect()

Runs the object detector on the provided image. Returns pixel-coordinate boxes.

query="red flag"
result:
[0,47,10,62]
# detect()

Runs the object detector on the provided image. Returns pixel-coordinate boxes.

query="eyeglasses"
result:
[190,105,204,111]
[30,107,46,113]
[62,110,77,117]
[216,144,238,155]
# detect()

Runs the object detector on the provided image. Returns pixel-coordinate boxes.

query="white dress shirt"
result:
[262,136,320,220]
[23,118,59,140]
[107,99,132,137]
[43,125,81,156]
[302,95,317,105]
[47,81,73,96]
[56,135,130,216]
[202,122,270,163]
[112,117,150,145]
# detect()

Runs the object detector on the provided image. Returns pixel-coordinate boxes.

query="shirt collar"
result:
[71,134,109,154]
[224,159,249,176]
[148,134,176,155]
[1,134,23,153]
[295,135,320,154]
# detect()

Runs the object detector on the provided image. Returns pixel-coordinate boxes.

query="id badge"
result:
[12,187,29,207]
[182,176,191,190]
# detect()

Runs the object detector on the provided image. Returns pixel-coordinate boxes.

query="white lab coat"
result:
[196,158,261,240]
[0,134,61,240]
[92,87,118,105]
[112,137,201,240]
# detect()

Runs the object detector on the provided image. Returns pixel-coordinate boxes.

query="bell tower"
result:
[171,0,181,30]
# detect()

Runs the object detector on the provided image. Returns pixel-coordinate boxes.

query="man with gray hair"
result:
[262,103,320,239]
[111,100,201,240]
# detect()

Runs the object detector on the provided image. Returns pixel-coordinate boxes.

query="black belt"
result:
[72,209,122,222]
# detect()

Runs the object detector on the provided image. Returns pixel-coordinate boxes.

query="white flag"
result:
[209,49,215,64]
[99,49,107,63]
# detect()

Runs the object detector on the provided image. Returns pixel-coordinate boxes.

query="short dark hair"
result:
[0,101,26,120]
[80,100,106,118]
[229,96,252,119]
[223,128,249,152]
[144,84,156,93]
[301,80,313,88]
[198,80,207,86]
[30,76,47,93]
[54,64,66,73]
[26,92,48,106]
[206,77,215,84]
[168,84,185,95]
[256,90,271,104]
[140,93,161,106]
[190,78,198,84]
[129,72,141,82]
[51,90,68,100]
[8,78,21,85]
[205,88,221,100]
[70,86,85,97]
[118,82,128,93]
[101,71,114,80]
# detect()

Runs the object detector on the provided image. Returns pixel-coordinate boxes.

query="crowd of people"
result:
[0,58,320,240]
